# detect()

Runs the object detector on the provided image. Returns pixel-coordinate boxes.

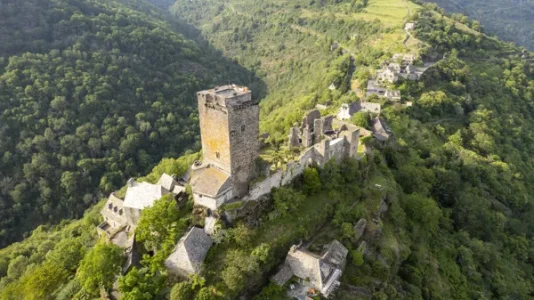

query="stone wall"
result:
[244,128,359,202]
[228,101,260,196]
[197,92,232,172]
[244,148,317,201]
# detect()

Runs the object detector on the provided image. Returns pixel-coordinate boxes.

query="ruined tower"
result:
[196,85,260,197]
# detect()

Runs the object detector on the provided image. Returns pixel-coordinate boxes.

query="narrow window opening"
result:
[216,152,220,159]
[241,124,246,132]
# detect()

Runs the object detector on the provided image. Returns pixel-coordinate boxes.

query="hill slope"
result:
[421,0,534,50]
[1,0,534,299]
[169,0,534,298]
[0,0,262,247]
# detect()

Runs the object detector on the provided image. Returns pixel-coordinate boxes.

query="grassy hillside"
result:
[2,0,534,299]
[0,0,262,247]
[421,0,534,50]
[169,0,534,298]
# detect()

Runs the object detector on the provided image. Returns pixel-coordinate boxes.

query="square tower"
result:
[197,85,260,197]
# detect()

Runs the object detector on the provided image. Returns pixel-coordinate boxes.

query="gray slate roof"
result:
[165,227,213,277]
[157,173,177,192]
[372,117,389,142]
[123,182,167,210]
[272,264,293,285]
[190,166,232,198]
[282,240,349,292]
[321,240,349,268]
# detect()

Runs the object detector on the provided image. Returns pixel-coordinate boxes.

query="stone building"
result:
[376,67,399,83]
[97,173,184,239]
[165,227,213,278]
[337,101,381,120]
[365,80,401,101]
[272,240,348,298]
[191,85,260,210]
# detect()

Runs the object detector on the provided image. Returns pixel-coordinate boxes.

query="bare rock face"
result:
[354,218,368,242]
[378,199,389,217]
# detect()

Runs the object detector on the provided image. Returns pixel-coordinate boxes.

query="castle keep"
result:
[191,85,260,209]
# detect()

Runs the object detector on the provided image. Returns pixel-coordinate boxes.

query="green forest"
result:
[421,0,534,50]
[1,0,534,299]
[0,0,263,247]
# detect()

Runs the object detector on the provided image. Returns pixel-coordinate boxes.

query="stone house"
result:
[393,53,416,65]
[165,227,213,278]
[337,101,381,121]
[384,89,401,102]
[97,173,184,239]
[97,193,128,238]
[376,67,398,83]
[372,117,389,143]
[272,240,348,298]
[405,22,416,31]
[189,164,233,211]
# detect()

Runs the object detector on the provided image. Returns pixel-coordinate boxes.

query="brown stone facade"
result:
[197,85,259,197]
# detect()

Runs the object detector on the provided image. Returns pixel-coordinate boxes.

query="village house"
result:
[392,53,416,65]
[366,80,401,102]
[372,117,390,143]
[97,172,185,240]
[165,227,213,278]
[376,67,398,83]
[405,22,416,31]
[337,101,381,121]
[191,85,260,210]
[272,240,349,298]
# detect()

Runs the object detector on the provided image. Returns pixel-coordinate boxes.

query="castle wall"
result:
[244,148,317,201]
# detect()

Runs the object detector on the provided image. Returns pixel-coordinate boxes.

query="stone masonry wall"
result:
[197,93,231,172]
[228,102,260,197]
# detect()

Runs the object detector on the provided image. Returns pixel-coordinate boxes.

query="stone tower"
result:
[196,85,259,197]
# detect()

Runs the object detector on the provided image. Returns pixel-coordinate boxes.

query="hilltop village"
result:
[97,51,431,297]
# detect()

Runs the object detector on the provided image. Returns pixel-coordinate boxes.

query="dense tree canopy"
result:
[0,0,261,247]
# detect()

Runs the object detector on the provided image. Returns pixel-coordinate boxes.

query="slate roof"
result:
[372,117,389,141]
[165,227,213,277]
[286,246,333,290]
[157,173,177,192]
[190,166,232,198]
[321,240,349,268]
[123,182,167,210]
[272,264,293,285]
[361,102,381,114]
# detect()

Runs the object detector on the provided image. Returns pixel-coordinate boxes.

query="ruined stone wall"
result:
[197,92,231,172]
[328,138,347,163]
[244,148,317,201]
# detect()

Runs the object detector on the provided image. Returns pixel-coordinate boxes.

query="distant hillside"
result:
[421,0,534,49]
[0,0,261,247]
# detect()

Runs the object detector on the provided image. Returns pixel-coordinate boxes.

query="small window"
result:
[113,206,118,213]
[119,209,123,216]
[230,130,236,137]
[216,152,220,159]
[241,124,245,132]
[108,203,113,210]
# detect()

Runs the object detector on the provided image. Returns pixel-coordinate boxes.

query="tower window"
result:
[230,130,236,137]
[216,152,220,159]
[241,124,246,132]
